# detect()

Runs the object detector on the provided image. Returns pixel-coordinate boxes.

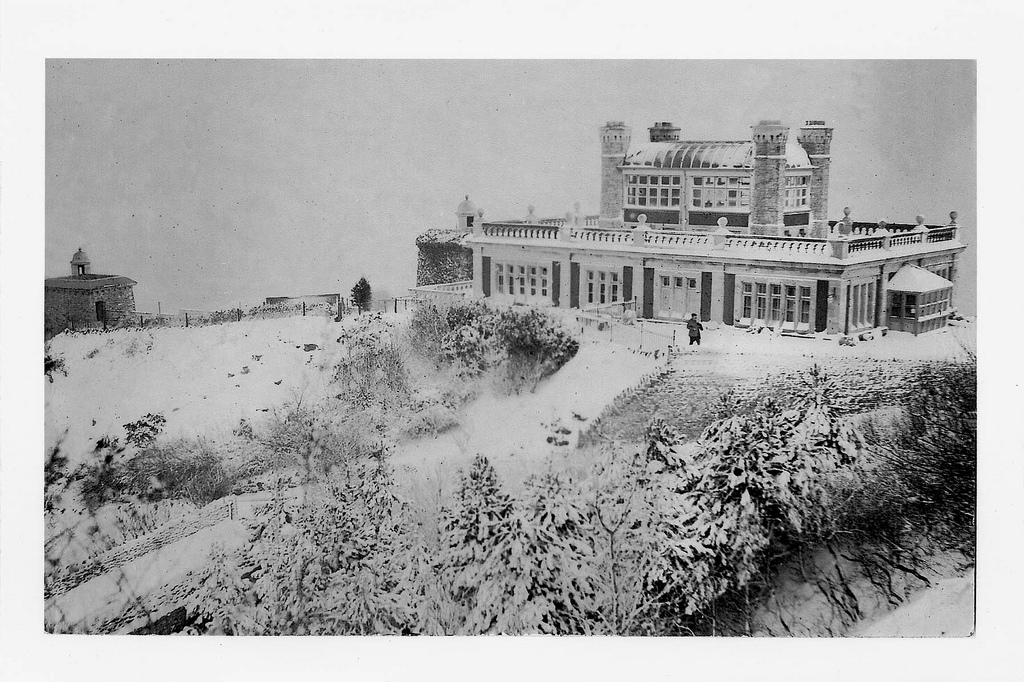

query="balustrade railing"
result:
[848,237,885,253]
[573,228,632,243]
[889,232,923,248]
[475,221,959,259]
[725,237,831,255]
[927,227,956,242]
[482,223,560,239]
[644,232,710,247]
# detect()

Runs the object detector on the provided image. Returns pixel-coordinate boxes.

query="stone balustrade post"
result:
[878,221,892,250]
[632,214,648,246]
[829,233,849,259]
[712,217,730,250]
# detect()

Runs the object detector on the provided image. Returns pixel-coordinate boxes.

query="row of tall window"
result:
[586,269,621,305]
[626,174,682,207]
[741,282,812,325]
[495,263,549,299]
[890,289,950,320]
[692,175,750,210]
[850,281,877,330]
[624,173,812,211]
[784,175,810,208]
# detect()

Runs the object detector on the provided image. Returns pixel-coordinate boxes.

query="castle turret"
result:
[647,121,680,142]
[797,120,834,238]
[70,248,91,276]
[599,121,631,229]
[455,195,477,231]
[750,120,789,236]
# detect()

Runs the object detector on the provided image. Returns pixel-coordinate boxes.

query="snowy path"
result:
[391,341,662,494]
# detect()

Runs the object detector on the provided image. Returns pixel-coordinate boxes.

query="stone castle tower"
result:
[598,121,631,229]
[796,120,834,238]
[750,120,789,236]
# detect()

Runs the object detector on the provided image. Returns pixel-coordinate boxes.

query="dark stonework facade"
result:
[415,228,473,286]
[45,249,137,338]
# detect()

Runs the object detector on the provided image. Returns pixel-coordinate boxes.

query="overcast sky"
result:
[45,60,976,314]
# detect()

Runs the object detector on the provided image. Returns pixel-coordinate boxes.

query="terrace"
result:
[469,212,963,264]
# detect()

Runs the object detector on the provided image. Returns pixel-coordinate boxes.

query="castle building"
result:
[458,119,966,336]
[45,248,137,337]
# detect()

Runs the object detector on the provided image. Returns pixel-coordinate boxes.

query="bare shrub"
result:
[119,440,238,506]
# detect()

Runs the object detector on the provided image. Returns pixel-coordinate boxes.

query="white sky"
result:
[45,60,976,313]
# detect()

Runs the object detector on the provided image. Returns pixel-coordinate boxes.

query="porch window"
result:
[904,294,918,319]
[799,286,811,324]
[742,282,752,318]
[785,286,796,323]
[755,283,767,320]
[890,292,903,319]
[770,284,782,322]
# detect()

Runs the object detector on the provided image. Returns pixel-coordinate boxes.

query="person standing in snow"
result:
[687,313,704,346]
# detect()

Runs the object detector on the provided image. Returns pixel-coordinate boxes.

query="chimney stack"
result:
[648,121,680,142]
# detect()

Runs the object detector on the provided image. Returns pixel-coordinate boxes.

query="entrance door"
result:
[659,274,700,320]
[514,265,528,304]
[95,300,106,322]
[659,276,672,317]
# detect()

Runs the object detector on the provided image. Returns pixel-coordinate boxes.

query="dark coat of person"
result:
[687,317,703,339]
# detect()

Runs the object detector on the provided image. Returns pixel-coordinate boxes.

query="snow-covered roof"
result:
[45,274,137,290]
[887,264,952,293]
[622,136,812,170]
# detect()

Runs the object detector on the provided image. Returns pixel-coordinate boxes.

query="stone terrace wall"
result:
[415,228,473,286]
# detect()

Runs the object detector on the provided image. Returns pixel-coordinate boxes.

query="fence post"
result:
[394,299,397,314]
[185,312,189,328]
[302,302,306,316]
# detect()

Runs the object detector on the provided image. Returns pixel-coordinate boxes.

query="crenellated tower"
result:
[796,120,834,238]
[598,121,632,229]
[750,120,789,236]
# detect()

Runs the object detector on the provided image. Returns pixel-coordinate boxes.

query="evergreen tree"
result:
[351,277,372,313]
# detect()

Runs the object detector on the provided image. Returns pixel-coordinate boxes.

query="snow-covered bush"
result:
[492,307,579,394]
[188,458,430,635]
[829,357,976,555]
[455,470,600,634]
[45,349,67,383]
[439,325,492,376]
[408,303,449,364]
[123,412,167,449]
[77,436,128,512]
[119,440,238,506]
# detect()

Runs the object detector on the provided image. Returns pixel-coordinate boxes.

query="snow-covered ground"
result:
[392,340,662,494]
[855,570,975,637]
[44,311,976,635]
[46,316,366,466]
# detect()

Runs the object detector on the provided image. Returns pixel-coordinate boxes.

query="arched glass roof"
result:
[622,139,812,170]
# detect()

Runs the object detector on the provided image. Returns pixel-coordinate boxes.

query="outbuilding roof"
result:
[70,248,91,265]
[44,274,137,290]
[622,137,812,170]
[886,264,952,293]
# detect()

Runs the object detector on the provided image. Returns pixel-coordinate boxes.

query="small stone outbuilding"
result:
[45,248,137,338]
